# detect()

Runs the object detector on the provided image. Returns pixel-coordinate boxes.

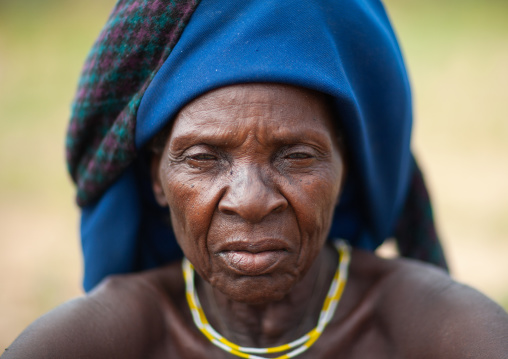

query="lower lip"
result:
[218,250,287,275]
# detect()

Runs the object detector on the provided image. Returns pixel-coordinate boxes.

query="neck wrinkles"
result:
[195,244,338,348]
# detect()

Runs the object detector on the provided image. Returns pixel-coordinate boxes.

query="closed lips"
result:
[218,249,289,275]
[214,237,291,253]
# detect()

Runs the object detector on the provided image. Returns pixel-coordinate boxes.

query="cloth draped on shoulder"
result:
[67,0,448,291]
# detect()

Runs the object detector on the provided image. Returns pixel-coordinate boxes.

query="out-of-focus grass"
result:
[387,0,508,147]
[0,0,116,349]
[0,0,116,201]
[0,0,507,350]
[385,0,508,305]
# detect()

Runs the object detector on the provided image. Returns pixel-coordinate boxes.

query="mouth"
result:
[215,238,290,275]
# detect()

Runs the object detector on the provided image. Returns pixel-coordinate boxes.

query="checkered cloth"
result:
[66,0,200,206]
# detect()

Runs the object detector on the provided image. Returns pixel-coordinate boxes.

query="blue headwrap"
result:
[78,0,428,291]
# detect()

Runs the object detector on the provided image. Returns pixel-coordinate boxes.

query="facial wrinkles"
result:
[212,142,334,283]
[175,85,336,150]
[160,157,217,276]
[175,105,279,152]
[172,121,336,174]
[156,84,345,302]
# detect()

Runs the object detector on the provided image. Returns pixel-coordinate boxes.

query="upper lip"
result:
[215,238,290,254]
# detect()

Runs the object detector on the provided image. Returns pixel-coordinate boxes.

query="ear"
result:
[150,153,168,207]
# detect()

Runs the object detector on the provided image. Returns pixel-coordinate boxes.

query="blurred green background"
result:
[1,0,507,350]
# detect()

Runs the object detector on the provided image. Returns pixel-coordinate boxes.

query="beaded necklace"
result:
[183,240,351,359]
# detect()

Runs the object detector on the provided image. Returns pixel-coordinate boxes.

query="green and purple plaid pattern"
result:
[66,0,200,206]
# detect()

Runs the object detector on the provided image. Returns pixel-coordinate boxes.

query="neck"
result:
[196,244,338,348]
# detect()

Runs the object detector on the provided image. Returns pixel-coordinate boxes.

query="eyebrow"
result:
[169,125,334,152]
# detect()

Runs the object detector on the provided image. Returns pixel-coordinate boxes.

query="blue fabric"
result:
[81,167,140,290]
[81,0,413,291]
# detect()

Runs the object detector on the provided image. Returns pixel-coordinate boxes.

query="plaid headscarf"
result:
[67,0,200,206]
[67,0,447,291]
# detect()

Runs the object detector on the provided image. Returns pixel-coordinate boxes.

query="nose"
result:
[218,165,288,222]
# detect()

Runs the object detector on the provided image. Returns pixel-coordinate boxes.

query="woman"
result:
[4,0,507,358]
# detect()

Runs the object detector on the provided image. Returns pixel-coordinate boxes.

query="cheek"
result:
[285,166,343,261]
[293,169,342,228]
[161,168,222,273]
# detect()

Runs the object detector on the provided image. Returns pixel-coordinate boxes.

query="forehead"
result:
[168,83,338,146]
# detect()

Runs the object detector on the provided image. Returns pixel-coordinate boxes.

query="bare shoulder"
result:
[3,262,185,359]
[352,250,508,359]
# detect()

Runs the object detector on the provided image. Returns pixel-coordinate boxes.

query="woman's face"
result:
[152,84,345,303]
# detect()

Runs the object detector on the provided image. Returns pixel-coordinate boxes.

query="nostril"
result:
[221,209,236,216]
[272,204,285,213]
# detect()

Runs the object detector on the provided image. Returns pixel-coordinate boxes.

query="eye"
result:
[189,153,217,161]
[277,146,320,171]
[286,152,313,160]
[184,151,219,170]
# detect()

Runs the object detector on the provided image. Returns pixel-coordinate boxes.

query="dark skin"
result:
[4,84,508,358]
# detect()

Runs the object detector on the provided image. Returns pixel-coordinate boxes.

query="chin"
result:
[213,274,297,304]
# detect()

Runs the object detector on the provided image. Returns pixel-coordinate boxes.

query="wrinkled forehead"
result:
[178,83,335,130]
[173,83,338,144]
[151,83,341,154]
[182,83,324,110]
